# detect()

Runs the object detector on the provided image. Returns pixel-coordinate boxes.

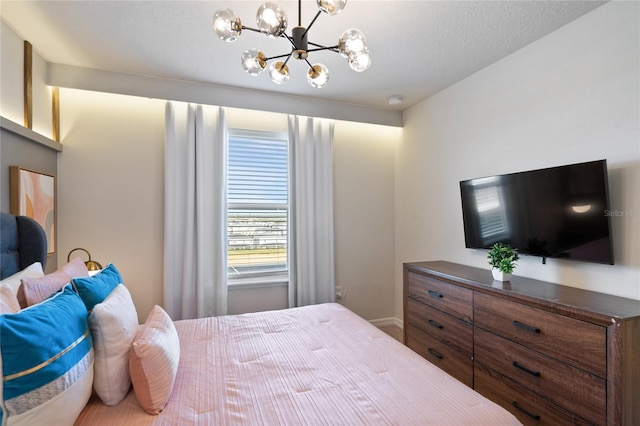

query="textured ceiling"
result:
[0,1,607,111]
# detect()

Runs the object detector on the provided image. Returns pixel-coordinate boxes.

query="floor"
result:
[379,325,403,343]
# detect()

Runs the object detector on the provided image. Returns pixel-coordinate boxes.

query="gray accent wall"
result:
[1,119,61,271]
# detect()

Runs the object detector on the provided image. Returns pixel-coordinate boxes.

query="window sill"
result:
[228,273,288,289]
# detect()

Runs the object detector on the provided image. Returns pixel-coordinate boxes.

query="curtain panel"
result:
[164,102,228,320]
[288,115,336,308]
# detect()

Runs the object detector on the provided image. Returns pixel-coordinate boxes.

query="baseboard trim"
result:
[369,317,403,329]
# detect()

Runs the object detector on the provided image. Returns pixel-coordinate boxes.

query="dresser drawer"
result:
[406,324,473,387]
[475,328,606,425]
[474,363,594,426]
[407,272,473,322]
[406,298,473,355]
[474,292,606,377]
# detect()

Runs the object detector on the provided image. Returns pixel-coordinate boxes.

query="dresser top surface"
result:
[404,261,640,321]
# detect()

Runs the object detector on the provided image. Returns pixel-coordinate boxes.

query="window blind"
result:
[227,131,288,277]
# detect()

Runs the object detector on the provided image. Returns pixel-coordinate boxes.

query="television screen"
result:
[460,159,614,265]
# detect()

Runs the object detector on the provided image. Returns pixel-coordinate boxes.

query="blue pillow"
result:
[0,284,93,424]
[72,263,122,312]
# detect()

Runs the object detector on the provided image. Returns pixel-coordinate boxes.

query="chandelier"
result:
[212,0,371,88]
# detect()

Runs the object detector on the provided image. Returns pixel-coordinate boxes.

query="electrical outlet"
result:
[335,286,344,299]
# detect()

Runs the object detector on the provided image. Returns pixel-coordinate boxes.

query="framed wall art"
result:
[10,166,56,254]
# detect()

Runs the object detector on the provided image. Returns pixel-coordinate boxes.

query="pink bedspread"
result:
[76,303,520,425]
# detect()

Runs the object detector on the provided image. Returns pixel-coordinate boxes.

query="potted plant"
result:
[487,242,519,282]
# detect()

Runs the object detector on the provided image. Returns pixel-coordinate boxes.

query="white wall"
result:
[334,120,400,320]
[1,20,53,137]
[57,89,166,322]
[395,1,640,316]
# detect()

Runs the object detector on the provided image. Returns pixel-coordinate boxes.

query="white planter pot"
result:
[491,268,512,282]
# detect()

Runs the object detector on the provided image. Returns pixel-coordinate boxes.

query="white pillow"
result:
[89,284,139,406]
[0,284,21,314]
[0,262,44,293]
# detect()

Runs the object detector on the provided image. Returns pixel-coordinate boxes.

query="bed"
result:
[1,213,521,425]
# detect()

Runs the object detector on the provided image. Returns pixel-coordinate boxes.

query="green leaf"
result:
[487,242,519,273]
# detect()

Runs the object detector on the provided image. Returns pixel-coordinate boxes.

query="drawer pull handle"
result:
[427,348,443,359]
[427,319,443,329]
[513,361,541,377]
[428,290,443,299]
[512,320,541,334]
[512,401,541,421]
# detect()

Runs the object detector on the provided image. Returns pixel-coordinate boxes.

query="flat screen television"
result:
[459,159,614,265]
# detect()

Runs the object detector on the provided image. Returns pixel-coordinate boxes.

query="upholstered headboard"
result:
[0,212,47,279]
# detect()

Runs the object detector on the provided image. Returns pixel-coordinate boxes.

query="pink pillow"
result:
[0,284,21,314]
[19,257,89,307]
[130,305,180,415]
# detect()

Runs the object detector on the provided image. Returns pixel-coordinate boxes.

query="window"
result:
[227,129,288,283]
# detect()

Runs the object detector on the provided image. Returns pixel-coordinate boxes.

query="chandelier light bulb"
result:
[212,9,242,42]
[338,28,366,58]
[348,48,371,72]
[241,49,266,75]
[256,2,288,38]
[317,0,347,16]
[307,64,329,88]
[269,61,290,84]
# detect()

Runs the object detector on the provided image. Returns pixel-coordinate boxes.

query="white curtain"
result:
[164,102,227,320]
[288,115,336,307]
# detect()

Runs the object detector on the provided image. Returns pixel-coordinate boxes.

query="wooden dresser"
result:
[403,261,640,426]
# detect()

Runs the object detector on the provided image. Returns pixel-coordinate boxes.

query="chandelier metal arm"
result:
[306,44,340,54]
[303,58,315,71]
[263,51,318,72]
[301,10,323,40]
[240,26,262,34]
[281,33,298,51]
[265,52,295,61]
